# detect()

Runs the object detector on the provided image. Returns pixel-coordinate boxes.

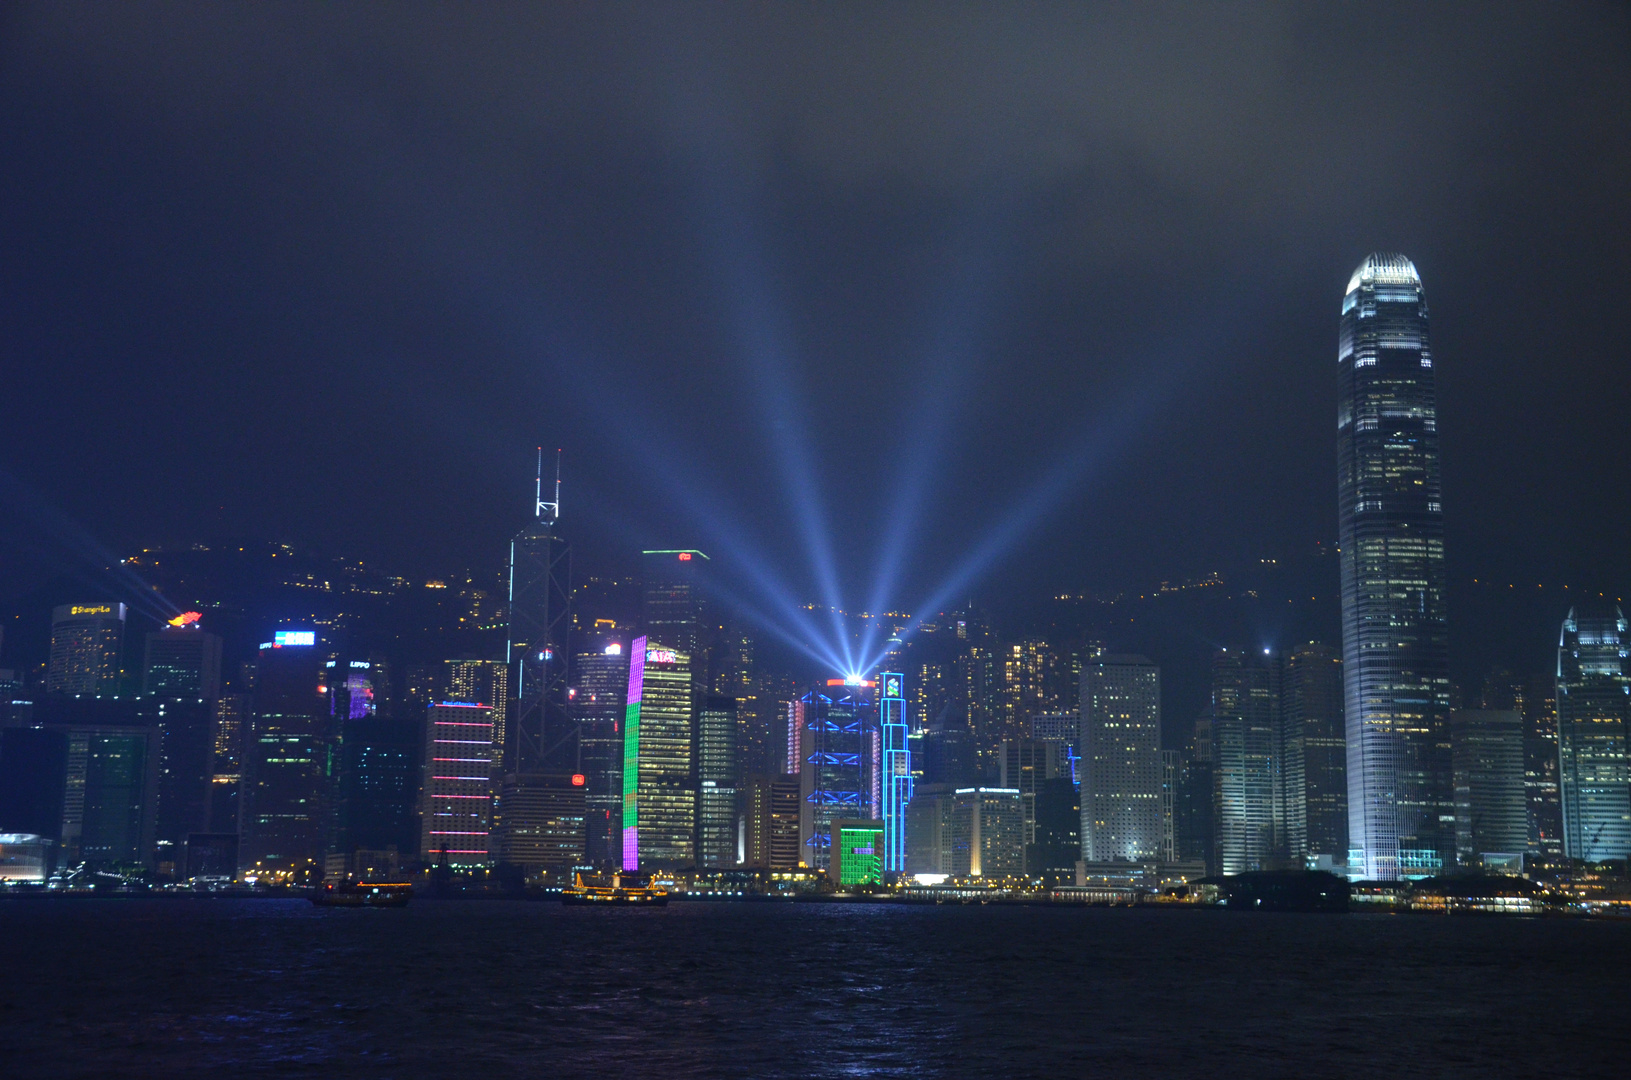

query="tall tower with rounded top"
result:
[1337,254,1452,880]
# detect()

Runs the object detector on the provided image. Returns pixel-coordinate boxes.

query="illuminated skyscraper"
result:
[1283,642,1346,865]
[998,737,1065,856]
[1337,253,1452,880]
[697,695,738,867]
[1080,655,1162,861]
[640,550,708,657]
[1211,649,1280,874]
[572,643,627,866]
[241,630,331,879]
[795,681,879,871]
[879,671,910,873]
[509,452,570,772]
[444,659,510,763]
[49,603,125,697]
[1556,605,1631,862]
[1449,709,1528,866]
[420,702,497,869]
[142,619,222,699]
[743,774,801,870]
[950,787,1024,877]
[620,639,694,870]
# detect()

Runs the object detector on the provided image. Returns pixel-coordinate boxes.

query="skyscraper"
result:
[142,618,222,699]
[950,787,1024,877]
[879,671,911,874]
[640,550,708,658]
[509,453,570,772]
[795,681,878,872]
[571,643,627,867]
[49,603,126,697]
[1211,648,1280,874]
[1283,642,1346,865]
[420,702,498,869]
[1449,709,1528,867]
[444,659,510,764]
[696,695,738,868]
[1556,605,1631,862]
[1080,655,1162,862]
[742,774,801,870]
[240,630,330,880]
[1337,253,1452,880]
[620,638,695,870]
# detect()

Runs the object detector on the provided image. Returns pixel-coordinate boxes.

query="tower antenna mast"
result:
[536,447,561,524]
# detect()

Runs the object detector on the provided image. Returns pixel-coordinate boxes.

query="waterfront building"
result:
[48,603,125,697]
[831,819,884,887]
[1080,654,1162,861]
[742,774,801,870]
[1029,775,1081,883]
[241,631,331,879]
[142,619,221,699]
[572,643,627,866]
[1284,642,1346,865]
[1556,605,1631,862]
[150,696,216,871]
[419,702,497,868]
[494,772,586,874]
[794,681,878,872]
[621,638,695,870]
[951,787,1023,877]
[697,695,738,867]
[879,671,911,874]
[905,783,954,875]
[1337,254,1452,880]
[1449,710,1528,867]
[1212,648,1280,874]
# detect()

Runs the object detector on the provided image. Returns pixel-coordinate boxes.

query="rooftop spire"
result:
[535,447,561,523]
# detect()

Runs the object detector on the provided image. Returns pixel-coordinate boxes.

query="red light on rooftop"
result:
[571,773,586,786]
[167,611,202,627]
[677,552,691,561]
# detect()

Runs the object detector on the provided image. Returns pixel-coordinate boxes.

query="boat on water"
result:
[561,870,669,906]
[311,880,413,907]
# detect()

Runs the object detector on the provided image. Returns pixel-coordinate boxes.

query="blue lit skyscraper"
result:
[879,671,910,874]
[1337,254,1452,880]
[795,680,878,871]
[1556,605,1631,862]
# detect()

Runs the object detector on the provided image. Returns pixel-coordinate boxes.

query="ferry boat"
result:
[311,880,413,907]
[561,870,669,906]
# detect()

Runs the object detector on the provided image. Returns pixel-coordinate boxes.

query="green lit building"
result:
[831,819,884,886]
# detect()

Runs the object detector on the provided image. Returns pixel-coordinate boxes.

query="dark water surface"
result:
[1,898,1627,1078]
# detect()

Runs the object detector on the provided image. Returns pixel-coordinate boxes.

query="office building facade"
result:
[621,639,695,870]
[420,702,498,868]
[240,631,331,879]
[1081,655,1162,861]
[1449,709,1529,866]
[1211,649,1280,874]
[1556,605,1631,862]
[48,603,126,697]
[697,695,738,867]
[1337,253,1452,880]
[794,682,878,872]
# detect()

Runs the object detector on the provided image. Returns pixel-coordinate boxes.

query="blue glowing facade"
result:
[1337,253,1452,880]
[879,671,910,873]
[796,682,878,871]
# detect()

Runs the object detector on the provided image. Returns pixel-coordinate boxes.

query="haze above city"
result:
[2,3,1629,685]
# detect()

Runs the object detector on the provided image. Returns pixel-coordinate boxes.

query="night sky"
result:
[2,4,1629,683]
